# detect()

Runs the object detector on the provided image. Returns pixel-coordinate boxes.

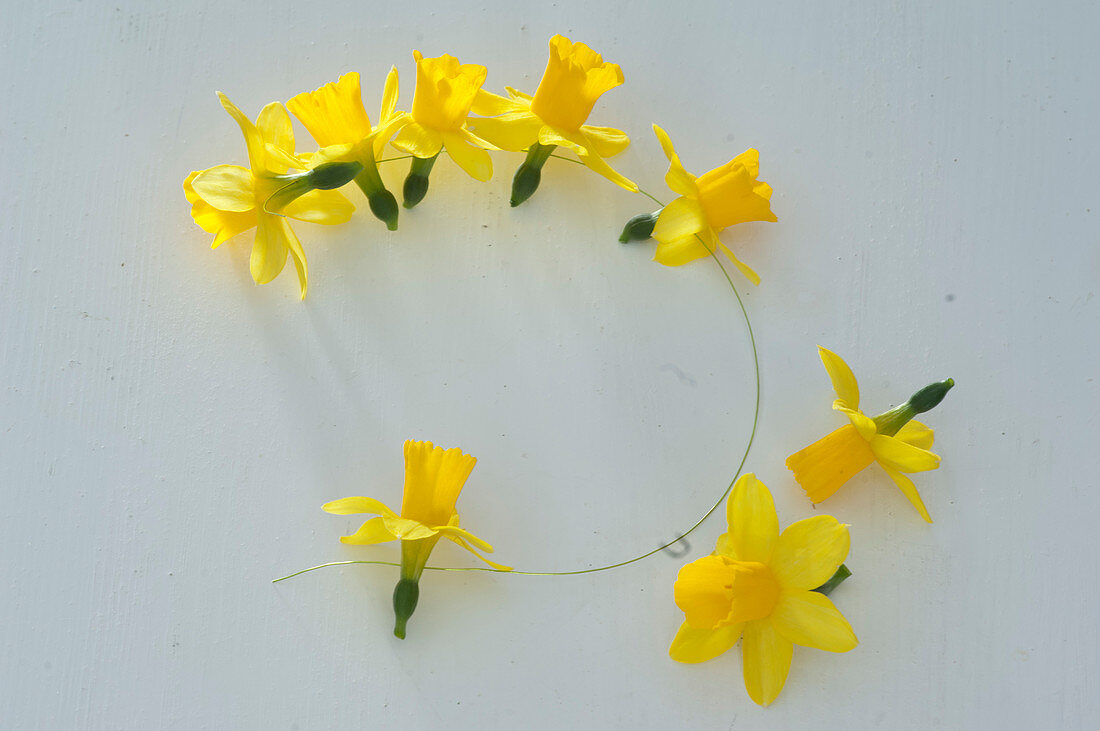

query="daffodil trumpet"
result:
[786,347,955,522]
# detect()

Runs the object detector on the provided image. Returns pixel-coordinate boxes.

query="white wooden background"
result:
[2,1,1098,728]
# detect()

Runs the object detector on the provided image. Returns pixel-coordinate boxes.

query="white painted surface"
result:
[2,1,1098,728]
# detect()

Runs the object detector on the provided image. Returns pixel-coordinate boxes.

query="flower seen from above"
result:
[183,93,355,299]
[648,124,776,284]
[389,51,499,183]
[785,347,954,523]
[670,473,857,706]
[470,34,637,199]
[323,440,510,638]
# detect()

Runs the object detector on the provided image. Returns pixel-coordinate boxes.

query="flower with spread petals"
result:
[786,347,954,523]
[323,440,510,638]
[471,35,638,193]
[670,473,857,706]
[647,124,776,284]
[388,51,498,182]
[183,93,354,298]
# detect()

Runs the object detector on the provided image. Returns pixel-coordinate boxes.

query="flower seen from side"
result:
[785,347,954,522]
[471,34,638,202]
[646,124,777,284]
[323,440,510,638]
[183,92,355,299]
[670,473,857,706]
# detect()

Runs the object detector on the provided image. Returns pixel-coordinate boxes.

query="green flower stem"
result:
[273,185,765,583]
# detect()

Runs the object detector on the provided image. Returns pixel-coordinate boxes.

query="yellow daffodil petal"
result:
[287,72,373,148]
[505,86,534,103]
[322,496,399,517]
[895,419,935,450]
[392,121,444,158]
[785,424,876,504]
[724,473,779,563]
[574,141,638,192]
[652,124,699,197]
[380,66,400,122]
[216,92,266,172]
[841,407,879,441]
[283,219,308,299]
[443,132,493,181]
[264,142,305,174]
[770,516,850,590]
[741,619,793,707]
[818,346,860,410]
[250,214,290,285]
[340,516,399,545]
[399,440,478,527]
[467,113,542,151]
[256,102,295,171]
[770,590,858,652]
[281,189,355,225]
[871,434,941,473]
[579,125,630,158]
[880,463,933,522]
[653,234,711,267]
[471,88,522,116]
[438,528,513,570]
[669,621,744,663]
[190,165,256,212]
[184,171,257,248]
[716,239,762,286]
[652,196,707,244]
[381,515,438,541]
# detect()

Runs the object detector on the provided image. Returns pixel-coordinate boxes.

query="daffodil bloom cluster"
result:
[323,440,510,638]
[786,347,954,522]
[184,93,356,298]
[670,474,857,706]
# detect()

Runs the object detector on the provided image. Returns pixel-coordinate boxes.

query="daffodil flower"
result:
[670,474,857,706]
[786,347,954,523]
[184,93,354,299]
[471,34,638,199]
[287,70,410,229]
[646,124,777,284]
[323,440,510,638]
[388,51,498,184]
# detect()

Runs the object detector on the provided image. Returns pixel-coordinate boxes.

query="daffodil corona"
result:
[786,347,954,522]
[471,34,638,204]
[323,440,510,638]
[670,474,857,706]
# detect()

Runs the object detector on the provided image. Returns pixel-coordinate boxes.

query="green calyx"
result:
[403,153,439,209]
[392,578,420,640]
[510,143,556,207]
[353,149,399,230]
[872,378,955,437]
[619,211,660,243]
[264,161,363,212]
